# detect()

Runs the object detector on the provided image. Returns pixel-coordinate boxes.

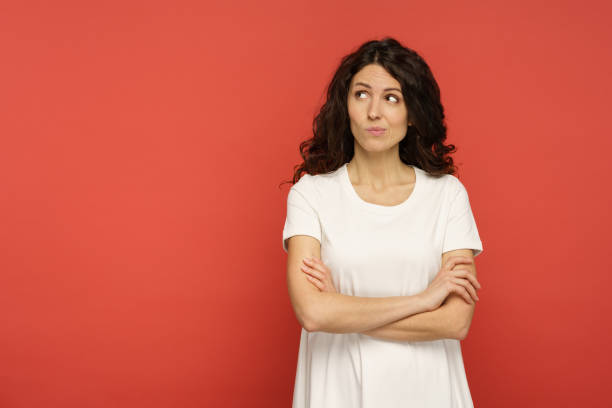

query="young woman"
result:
[282,37,484,408]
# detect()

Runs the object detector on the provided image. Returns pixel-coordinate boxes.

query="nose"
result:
[368,97,381,120]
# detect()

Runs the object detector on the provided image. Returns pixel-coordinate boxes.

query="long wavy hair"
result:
[281,37,459,187]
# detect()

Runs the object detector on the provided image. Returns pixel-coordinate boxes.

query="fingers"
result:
[304,274,323,290]
[309,257,321,265]
[451,269,482,289]
[451,284,474,304]
[306,257,327,272]
[303,258,322,271]
[451,278,479,302]
[302,258,337,294]
[302,263,325,291]
[301,263,324,280]
[302,259,325,280]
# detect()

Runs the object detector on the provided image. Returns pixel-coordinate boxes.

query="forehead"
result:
[350,64,401,89]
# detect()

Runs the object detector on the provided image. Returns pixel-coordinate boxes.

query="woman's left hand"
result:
[301,257,338,293]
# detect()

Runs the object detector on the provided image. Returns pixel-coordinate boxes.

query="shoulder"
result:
[418,168,463,198]
[291,173,317,197]
[444,174,467,195]
[291,167,343,199]
[288,173,323,212]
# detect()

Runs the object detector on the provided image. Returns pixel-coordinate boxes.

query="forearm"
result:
[358,299,461,342]
[309,292,427,334]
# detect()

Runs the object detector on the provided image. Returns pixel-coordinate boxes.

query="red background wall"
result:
[1,0,610,407]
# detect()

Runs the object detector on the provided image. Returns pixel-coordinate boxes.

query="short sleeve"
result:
[282,185,322,253]
[442,179,484,257]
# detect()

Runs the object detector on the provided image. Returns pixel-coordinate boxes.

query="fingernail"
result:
[303,258,310,263]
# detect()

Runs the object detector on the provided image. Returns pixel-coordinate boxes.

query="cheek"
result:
[347,100,359,115]
[387,110,408,127]
[347,103,362,124]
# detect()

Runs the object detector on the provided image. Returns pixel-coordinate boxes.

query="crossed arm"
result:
[287,235,478,342]
[302,248,478,341]
[359,248,478,342]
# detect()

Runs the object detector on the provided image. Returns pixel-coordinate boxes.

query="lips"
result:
[367,128,386,136]
[367,127,386,131]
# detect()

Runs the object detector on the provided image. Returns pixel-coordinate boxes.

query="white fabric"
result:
[282,162,483,408]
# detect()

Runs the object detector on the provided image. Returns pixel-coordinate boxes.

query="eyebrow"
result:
[354,82,402,92]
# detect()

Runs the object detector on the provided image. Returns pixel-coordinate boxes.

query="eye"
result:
[355,90,400,103]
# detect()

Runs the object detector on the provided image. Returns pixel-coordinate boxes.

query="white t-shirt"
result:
[282,162,483,408]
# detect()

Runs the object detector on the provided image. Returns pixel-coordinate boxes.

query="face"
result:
[347,64,410,152]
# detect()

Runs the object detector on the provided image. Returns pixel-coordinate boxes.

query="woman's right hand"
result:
[419,256,481,312]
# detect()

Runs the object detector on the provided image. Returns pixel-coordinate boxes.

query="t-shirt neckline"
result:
[340,162,421,214]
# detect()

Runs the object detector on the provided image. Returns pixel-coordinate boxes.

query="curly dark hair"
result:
[280,36,460,187]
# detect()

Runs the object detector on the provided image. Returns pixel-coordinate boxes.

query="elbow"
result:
[300,304,320,332]
[455,324,469,341]
[302,291,330,332]
[295,308,315,332]
[303,313,320,333]
[454,316,473,341]
[303,317,317,332]
[446,298,475,341]
[296,292,327,332]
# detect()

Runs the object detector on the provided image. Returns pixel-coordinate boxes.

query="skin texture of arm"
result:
[359,248,478,341]
[310,291,427,334]
[286,235,429,333]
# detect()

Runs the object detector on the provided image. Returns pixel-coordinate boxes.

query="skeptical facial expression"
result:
[347,64,410,151]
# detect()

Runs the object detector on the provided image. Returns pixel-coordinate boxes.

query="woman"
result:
[281,37,484,408]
